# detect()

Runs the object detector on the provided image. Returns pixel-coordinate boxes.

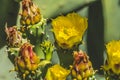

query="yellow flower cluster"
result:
[104,40,120,74]
[52,13,88,49]
[45,64,70,80]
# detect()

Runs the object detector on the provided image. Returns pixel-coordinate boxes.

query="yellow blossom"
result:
[45,64,70,80]
[104,40,120,74]
[52,13,88,49]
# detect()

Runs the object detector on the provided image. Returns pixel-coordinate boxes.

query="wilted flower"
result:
[20,0,41,26]
[15,42,40,79]
[5,26,22,47]
[71,50,95,80]
[45,64,70,80]
[102,40,120,79]
[52,13,88,49]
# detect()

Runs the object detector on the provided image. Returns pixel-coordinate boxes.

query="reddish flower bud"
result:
[15,43,40,78]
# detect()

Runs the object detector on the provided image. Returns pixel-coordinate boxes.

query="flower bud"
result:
[41,40,54,60]
[15,42,40,78]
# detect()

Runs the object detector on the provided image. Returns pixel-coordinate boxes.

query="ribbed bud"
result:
[15,42,40,79]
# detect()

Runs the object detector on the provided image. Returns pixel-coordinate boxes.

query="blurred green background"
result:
[0,0,120,80]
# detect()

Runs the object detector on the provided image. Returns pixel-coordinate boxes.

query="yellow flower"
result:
[104,40,120,74]
[45,64,70,80]
[52,13,88,49]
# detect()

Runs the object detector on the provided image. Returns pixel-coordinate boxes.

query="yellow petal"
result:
[105,40,120,74]
[45,64,70,80]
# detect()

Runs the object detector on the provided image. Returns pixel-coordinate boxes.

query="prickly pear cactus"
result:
[2,0,120,80]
